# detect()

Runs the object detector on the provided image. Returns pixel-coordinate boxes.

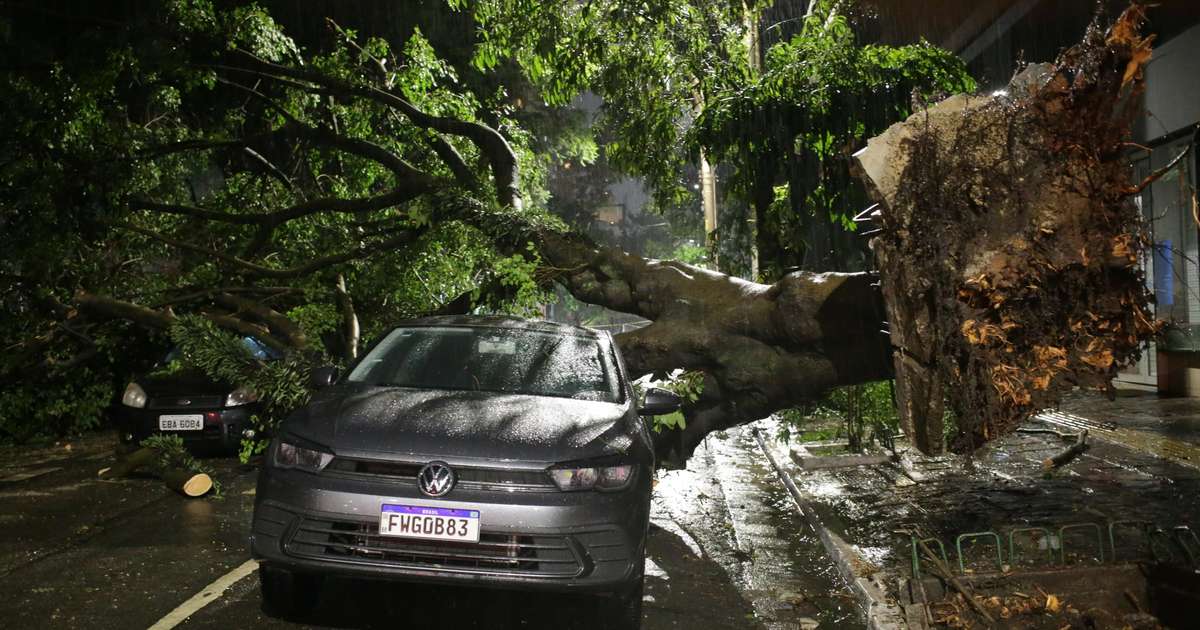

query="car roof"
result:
[389,315,605,339]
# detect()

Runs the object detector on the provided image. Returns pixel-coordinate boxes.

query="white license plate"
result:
[158,414,204,431]
[379,504,480,542]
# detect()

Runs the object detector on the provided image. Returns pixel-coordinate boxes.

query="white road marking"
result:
[644,557,668,580]
[147,559,259,630]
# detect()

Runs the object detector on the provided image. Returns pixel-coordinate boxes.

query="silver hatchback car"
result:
[249,316,680,629]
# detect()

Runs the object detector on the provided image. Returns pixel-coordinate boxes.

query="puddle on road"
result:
[655,426,864,629]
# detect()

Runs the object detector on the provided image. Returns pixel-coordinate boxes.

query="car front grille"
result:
[147,394,224,409]
[324,458,557,492]
[284,518,584,577]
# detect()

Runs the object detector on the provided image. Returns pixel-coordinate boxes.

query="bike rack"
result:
[908,520,1195,577]
[1009,526,1055,565]
[1059,523,1104,564]
[909,536,949,578]
[1107,520,1149,562]
[956,531,1004,573]
[1172,525,1199,566]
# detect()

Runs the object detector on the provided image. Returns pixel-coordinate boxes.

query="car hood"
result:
[287,385,635,465]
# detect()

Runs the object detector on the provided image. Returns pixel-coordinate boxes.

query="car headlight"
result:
[549,463,635,491]
[122,382,147,408]
[225,387,259,407]
[273,440,333,472]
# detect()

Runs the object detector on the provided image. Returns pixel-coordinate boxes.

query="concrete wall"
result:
[1135,22,1200,143]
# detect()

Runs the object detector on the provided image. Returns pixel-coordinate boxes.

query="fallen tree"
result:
[1,3,1163,461]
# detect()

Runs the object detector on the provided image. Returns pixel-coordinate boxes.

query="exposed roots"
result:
[857,5,1160,453]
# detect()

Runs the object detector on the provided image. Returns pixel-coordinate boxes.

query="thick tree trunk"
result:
[525,7,1160,461]
[536,232,892,460]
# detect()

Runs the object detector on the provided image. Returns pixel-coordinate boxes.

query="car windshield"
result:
[161,337,282,365]
[346,326,622,403]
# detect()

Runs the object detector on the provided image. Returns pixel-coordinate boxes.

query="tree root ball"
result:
[854,5,1160,453]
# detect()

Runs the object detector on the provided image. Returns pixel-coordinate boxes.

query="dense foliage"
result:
[0,0,972,449]
[471,0,974,278]
[0,1,556,442]
[694,10,975,276]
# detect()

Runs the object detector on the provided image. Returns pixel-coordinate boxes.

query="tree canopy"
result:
[0,0,975,458]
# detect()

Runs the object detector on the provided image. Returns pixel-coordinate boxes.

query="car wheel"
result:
[259,566,322,618]
[595,574,644,630]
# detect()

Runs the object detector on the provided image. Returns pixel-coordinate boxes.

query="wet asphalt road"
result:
[0,427,858,630]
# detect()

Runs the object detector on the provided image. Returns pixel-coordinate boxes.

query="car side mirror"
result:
[310,365,339,389]
[638,387,682,416]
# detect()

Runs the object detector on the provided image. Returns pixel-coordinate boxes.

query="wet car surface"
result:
[252,316,671,629]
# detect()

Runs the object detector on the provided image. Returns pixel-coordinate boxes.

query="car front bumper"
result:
[114,405,254,452]
[250,464,649,593]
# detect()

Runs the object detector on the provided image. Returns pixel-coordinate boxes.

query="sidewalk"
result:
[754,389,1200,628]
[1054,389,1200,468]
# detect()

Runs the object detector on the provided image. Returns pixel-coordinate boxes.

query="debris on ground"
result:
[97,435,217,497]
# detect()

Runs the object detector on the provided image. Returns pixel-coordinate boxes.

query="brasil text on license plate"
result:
[379,504,480,542]
[159,414,203,431]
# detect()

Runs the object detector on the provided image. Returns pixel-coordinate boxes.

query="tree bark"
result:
[534,231,892,460]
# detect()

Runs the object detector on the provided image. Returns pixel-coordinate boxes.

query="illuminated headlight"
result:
[273,440,333,472]
[225,387,259,407]
[121,382,147,408]
[549,464,634,491]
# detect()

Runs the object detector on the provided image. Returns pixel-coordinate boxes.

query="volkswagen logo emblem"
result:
[417,462,456,497]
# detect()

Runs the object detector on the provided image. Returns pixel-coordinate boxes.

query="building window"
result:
[1143,138,1199,352]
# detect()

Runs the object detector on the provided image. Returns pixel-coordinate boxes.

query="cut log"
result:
[854,6,1160,454]
[98,446,158,478]
[162,467,214,497]
[99,445,215,497]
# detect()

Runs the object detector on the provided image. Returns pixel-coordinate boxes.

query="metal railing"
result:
[908,521,1198,577]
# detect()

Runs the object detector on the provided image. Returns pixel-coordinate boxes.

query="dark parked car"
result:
[113,337,279,452]
[249,316,680,629]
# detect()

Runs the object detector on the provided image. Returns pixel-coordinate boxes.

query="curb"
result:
[752,427,919,630]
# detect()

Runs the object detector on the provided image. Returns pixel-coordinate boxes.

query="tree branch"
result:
[76,291,175,329]
[200,311,291,355]
[132,183,433,228]
[151,286,296,308]
[74,291,292,353]
[213,292,307,349]
[221,52,522,208]
[426,133,479,191]
[116,222,428,279]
